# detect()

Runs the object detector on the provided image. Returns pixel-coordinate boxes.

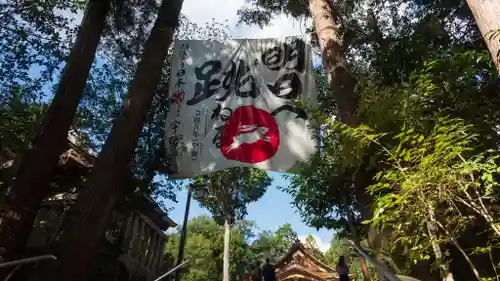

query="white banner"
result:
[166,36,318,178]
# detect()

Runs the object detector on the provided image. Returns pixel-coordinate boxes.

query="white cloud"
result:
[55,0,309,42]
[180,0,323,69]
[231,16,309,39]
[181,0,244,26]
[298,234,331,253]
[181,0,309,39]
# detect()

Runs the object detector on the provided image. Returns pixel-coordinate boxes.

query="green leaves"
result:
[165,217,304,281]
[236,0,309,28]
[165,216,256,281]
[251,223,298,262]
[342,116,500,274]
[193,168,272,225]
[235,0,499,277]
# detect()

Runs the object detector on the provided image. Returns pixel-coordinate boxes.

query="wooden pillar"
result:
[156,238,166,272]
[123,215,133,250]
[132,218,145,260]
[138,224,146,264]
[138,219,147,260]
[129,215,140,257]
[147,231,158,270]
[151,234,162,273]
[147,228,154,266]
[140,225,152,265]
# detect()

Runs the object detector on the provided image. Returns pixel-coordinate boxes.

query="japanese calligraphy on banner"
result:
[166,36,318,178]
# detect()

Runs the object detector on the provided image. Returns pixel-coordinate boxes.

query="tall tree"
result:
[303,234,326,262]
[0,0,111,262]
[466,0,500,73]
[243,0,500,279]
[303,6,373,280]
[242,0,499,278]
[0,95,48,164]
[238,0,357,124]
[251,223,298,262]
[0,0,82,105]
[323,234,383,279]
[308,0,358,125]
[45,0,184,280]
[324,234,350,267]
[238,1,370,278]
[78,16,230,208]
[165,216,256,281]
[195,168,272,281]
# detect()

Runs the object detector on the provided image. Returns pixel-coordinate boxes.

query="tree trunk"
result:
[44,1,184,280]
[308,0,357,125]
[309,0,369,278]
[0,0,110,264]
[451,239,481,281]
[223,216,231,281]
[466,0,500,73]
[341,194,372,281]
[426,211,453,281]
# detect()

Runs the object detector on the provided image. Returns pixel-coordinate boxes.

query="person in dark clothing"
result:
[251,261,262,281]
[262,258,277,281]
[336,256,349,281]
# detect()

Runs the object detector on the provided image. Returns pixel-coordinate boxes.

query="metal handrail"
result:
[0,255,57,269]
[349,241,426,281]
[4,264,21,281]
[0,255,186,281]
[153,260,189,281]
[347,240,401,281]
[0,255,57,281]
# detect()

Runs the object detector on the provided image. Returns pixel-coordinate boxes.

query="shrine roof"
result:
[276,241,335,273]
[2,130,178,230]
[275,241,356,281]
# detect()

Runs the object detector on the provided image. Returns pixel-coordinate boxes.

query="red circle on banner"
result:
[220,105,280,163]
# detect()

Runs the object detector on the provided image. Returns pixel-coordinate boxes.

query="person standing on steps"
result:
[262,258,277,281]
[251,261,262,281]
[336,256,350,281]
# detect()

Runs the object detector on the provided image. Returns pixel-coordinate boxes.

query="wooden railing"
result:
[29,206,168,279]
[119,212,167,277]
[0,255,57,281]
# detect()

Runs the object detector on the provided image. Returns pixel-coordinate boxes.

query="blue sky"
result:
[166,172,333,252]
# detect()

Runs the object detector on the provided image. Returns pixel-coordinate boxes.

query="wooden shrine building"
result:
[275,242,356,281]
[1,130,177,281]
